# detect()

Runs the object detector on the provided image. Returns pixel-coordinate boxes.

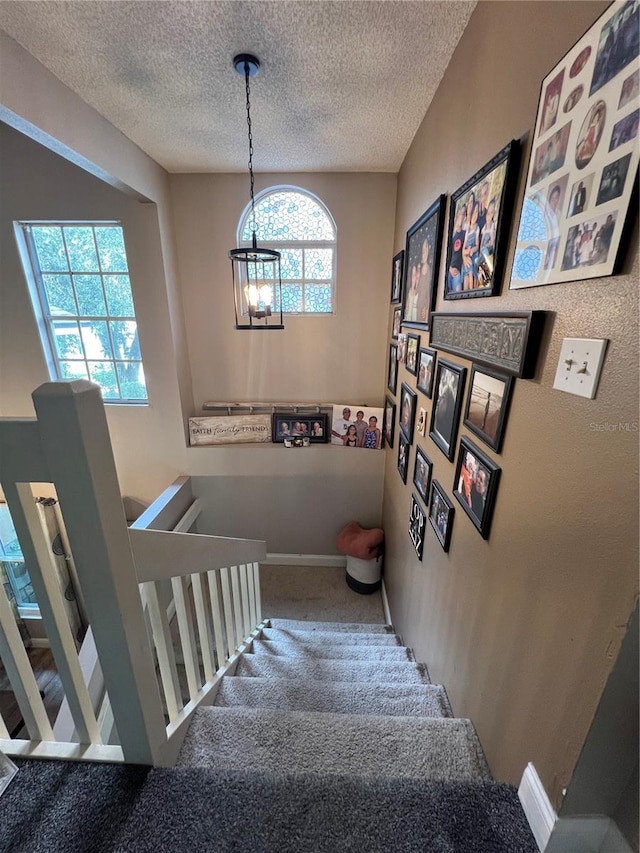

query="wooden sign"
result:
[188,415,271,446]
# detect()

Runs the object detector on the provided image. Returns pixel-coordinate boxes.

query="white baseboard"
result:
[381,578,394,629]
[518,763,557,851]
[263,553,347,567]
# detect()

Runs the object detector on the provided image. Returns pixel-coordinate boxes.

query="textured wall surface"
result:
[383,1,638,807]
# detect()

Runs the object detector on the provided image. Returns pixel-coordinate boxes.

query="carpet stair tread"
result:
[266,617,393,634]
[214,675,453,717]
[234,653,430,683]
[177,705,490,781]
[261,626,403,646]
[251,638,415,661]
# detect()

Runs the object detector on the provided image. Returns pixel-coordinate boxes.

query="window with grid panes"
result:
[17,222,147,403]
[239,188,336,314]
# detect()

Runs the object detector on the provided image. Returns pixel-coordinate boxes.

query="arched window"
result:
[238,187,336,314]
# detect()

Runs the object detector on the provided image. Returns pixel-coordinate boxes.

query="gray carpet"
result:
[267,617,393,633]
[250,637,415,661]
[176,706,491,781]
[261,626,401,645]
[234,653,431,683]
[213,676,453,717]
[260,565,386,623]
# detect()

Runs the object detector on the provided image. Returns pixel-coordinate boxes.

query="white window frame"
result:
[238,186,337,315]
[14,221,148,405]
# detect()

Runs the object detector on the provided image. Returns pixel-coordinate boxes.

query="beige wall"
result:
[384,1,638,807]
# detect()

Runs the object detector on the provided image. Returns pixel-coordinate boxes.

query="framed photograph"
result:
[409,494,427,561]
[453,437,501,539]
[428,480,455,552]
[397,332,408,364]
[413,446,433,504]
[392,306,402,339]
[272,413,328,443]
[416,406,427,437]
[444,140,520,301]
[417,347,436,397]
[399,382,418,444]
[387,345,398,397]
[397,433,410,483]
[402,195,446,329]
[406,334,420,376]
[330,405,383,449]
[429,359,466,461]
[383,397,396,448]
[464,366,514,453]
[391,250,404,303]
[510,1,639,289]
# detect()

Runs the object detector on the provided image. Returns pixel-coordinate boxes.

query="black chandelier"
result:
[229,54,284,330]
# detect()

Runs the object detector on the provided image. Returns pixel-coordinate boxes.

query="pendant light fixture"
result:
[229,53,284,330]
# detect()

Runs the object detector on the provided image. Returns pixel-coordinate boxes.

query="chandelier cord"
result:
[244,61,256,236]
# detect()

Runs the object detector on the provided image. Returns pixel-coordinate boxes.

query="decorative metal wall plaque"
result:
[429,312,546,378]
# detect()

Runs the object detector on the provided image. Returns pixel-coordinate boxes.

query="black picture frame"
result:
[383,396,396,448]
[392,306,402,339]
[406,334,420,376]
[444,140,520,301]
[401,194,446,330]
[413,446,433,505]
[397,433,410,483]
[463,365,514,453]
[409,493,427,561]
[272,413,329,443]
[416,347,436,398]
[428,480,455,553]
[387,343,398,395]
[429,359,466,461]
[399,382,417,444]
[453,437,501,539]
[391,250,404,303]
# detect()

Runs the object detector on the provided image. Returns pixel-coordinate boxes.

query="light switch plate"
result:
[553,338,608,399]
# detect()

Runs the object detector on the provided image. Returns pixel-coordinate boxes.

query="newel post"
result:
[32,380,166,764]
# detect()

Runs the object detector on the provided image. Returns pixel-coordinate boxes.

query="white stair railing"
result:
[0,381,265,765]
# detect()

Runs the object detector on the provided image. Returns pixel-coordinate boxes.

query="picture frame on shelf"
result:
[409,493,427,561]
[453,437,501,539]
[383,396,396,448]
[402,195,446,330]
[444,140,520,301]
[429,359,466,461]
[391,250,404,303]
[272,413,328,444]
[397,433,410,483]
[510,1,639,289]
[387,343,398,395]
[428,480,455,553]
[416,347,436,398]
[413,446,433,505]
[406,334,420,376]
[463,365,514,453]
[392,306,402,339]
[399,382,418,444]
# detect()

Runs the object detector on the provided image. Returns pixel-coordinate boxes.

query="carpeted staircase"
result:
[1,617,538,852]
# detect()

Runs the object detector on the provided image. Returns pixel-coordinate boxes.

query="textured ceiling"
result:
[0,1,476,173]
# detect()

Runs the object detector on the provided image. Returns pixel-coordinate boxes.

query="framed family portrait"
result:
[397,433,410,483]
[444,140,520,300]
[406,334,420,376]
[510,0,639,289]
[413,446,432,505]
[453,437,501,539]
[409,494,427,561]
[428,480,455,553]
[330,405,383,449]
[387,343,398,395]
[272,413,328,443]
[402,195,446,329]
[392,306,402,339]
[399,383,418,444]
[463,366,514,453]
[417,347,436,397]
[383,396,396,448]
[429,359,466,461]
[391,250,404,303]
